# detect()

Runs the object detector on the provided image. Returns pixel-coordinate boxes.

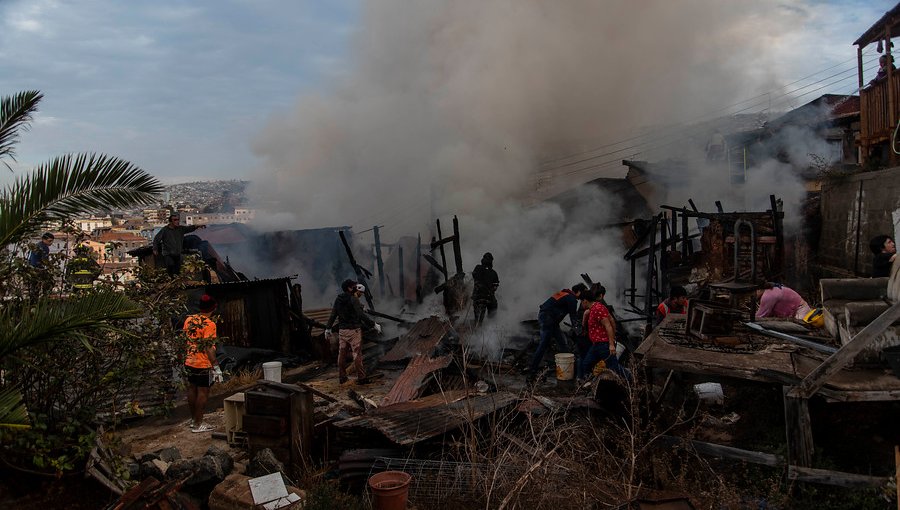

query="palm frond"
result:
[0,153,164,246]
[0,291,143,360]
[0,90,42,167]
[0,386,30,429]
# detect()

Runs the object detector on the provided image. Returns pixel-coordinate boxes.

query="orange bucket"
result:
[368,470,412,510]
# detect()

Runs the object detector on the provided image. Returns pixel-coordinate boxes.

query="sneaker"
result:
[183,419,194,428]
[191,423,215,433]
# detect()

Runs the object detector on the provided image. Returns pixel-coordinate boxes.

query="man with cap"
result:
[183,294,222,432]
[326,280,381,384]
[153,214,206,276]
[472,252,499,327]
[526,283,587,381]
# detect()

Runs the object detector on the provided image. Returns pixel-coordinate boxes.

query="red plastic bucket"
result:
[368,470,412,510]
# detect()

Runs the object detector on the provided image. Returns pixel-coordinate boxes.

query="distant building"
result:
[142,208,169,225]
[82,231,147,264]
[76,217,113,235]
[182,210,256,226]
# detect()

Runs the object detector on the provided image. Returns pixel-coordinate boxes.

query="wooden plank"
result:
[783,386,814,467]
[790,301,900,399]
[788,466,888,489]
[658,435,782,466]
[819,389,900,403]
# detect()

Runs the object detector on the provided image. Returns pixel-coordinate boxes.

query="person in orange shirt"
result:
[183,294,222,432]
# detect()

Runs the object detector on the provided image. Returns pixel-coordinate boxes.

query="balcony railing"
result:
[861,72,900,145]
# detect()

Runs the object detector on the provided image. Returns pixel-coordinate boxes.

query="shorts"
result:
[184,365,212,387]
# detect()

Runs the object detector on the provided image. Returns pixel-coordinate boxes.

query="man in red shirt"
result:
[183,294,222,432]
[581,287,625,379]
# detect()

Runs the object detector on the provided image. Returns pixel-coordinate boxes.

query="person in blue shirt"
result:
[29,232,54,268]
[526,283,587,380]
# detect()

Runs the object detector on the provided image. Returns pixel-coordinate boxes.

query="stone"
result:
[158,446,182,463]
[245,448,285,478]
[125,462,141,480]
[138,452,160,464]
[205,446,234,476]
[166,458,200,483]
[141,459,168,480]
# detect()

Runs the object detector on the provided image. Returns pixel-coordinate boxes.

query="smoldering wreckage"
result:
[75,182,900,510]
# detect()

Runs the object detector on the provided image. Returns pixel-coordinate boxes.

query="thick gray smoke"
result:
[248,1,821,351]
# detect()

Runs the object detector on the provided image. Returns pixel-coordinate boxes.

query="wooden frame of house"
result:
[857,2,900,166]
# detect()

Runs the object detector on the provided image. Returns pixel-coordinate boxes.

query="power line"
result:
[547,59,879,181]
[540,52,875,172]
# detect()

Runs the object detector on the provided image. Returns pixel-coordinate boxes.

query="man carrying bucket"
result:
[526,283,586,382]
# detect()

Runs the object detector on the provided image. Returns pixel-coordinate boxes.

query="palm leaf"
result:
[0,153,164,246]
[0,291,143,360]
[0,386,30,429]
[0,90,42,167]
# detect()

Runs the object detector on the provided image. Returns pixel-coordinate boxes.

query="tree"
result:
[0,90,163,429]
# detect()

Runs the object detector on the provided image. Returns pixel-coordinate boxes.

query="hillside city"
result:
[31,180,254,280]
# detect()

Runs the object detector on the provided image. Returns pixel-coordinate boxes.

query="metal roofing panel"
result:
[380,316,450,362]
[335,391,518,445]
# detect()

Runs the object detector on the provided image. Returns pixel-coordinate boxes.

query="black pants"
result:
[164,255,182,276]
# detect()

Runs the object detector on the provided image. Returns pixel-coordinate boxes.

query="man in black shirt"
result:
[472,252,499,327]
[153,214,206,276]
[869,235,897,277]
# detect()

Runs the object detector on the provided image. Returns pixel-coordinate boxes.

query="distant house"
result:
[726,94,860,190]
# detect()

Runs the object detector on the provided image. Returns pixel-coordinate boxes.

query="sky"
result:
[0,0,895,185]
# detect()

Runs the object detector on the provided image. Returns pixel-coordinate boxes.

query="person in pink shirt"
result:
[755,283,811,320]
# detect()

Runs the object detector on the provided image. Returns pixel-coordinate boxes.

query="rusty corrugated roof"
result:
[335,390,518,445]
[381,354,453,406]
[381,316,450,362]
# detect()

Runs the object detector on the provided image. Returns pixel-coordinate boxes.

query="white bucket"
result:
[554,353,576,381]
[262,361,282,383]
[693,382,724,405]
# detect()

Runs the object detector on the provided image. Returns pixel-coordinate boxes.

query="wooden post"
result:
[857,44,864,89]
[895,445,899,509]
[671,210,679,254]
[660,214,668,296]
[416,233,422,304]
[290,389,314,477]
[436,219,448,283]
[887,28,897,166]
[630,258,636,307]
[715,201,724,213]
[373,226,385,298]
[338,230,375,310]
[645,215,658,329]
[770,194,783,278]
[783,386,814,468]
[790,301,900,399]
[682,212,691,258]
[452,215,463,275]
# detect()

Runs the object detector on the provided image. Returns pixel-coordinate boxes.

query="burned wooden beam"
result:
[366,309,410,324]
[338,229,375,310]
[789,301,900,399]
[373,225,386,297]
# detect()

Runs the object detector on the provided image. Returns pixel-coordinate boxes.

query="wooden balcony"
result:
[860,72,900,147]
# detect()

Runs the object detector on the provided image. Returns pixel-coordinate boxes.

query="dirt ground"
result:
[114,408,229,460]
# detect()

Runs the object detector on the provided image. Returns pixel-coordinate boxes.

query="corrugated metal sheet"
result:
[305,308,332,336]
[335,391,518,445]
[381,316,450,362]
[381,354,453,406]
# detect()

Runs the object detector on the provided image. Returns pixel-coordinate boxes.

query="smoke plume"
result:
[247,1,826,339]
